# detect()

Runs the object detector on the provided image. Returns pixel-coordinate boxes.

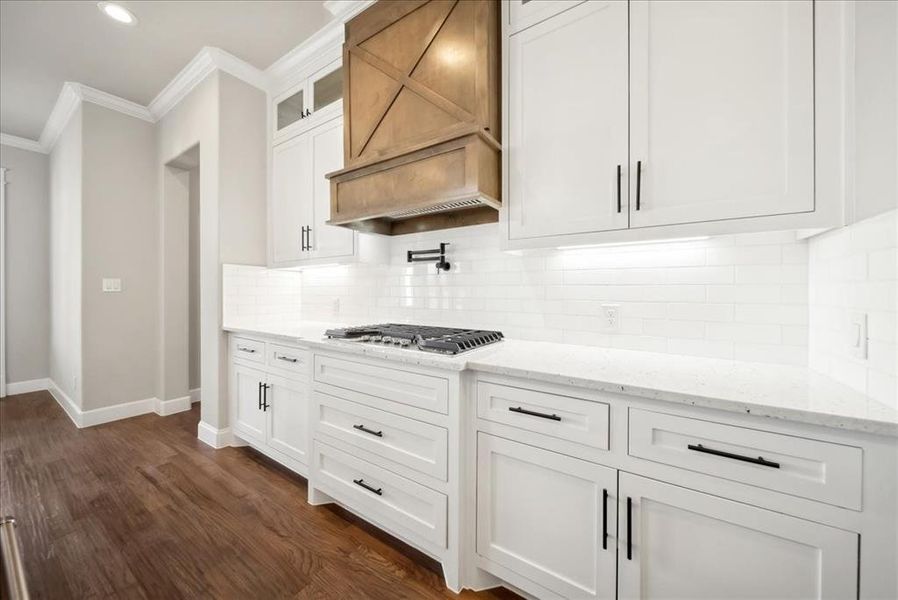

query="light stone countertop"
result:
[223,321,898,437]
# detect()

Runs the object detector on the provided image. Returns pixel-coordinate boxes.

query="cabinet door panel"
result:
[618,473,858,600]
[476,433,617,599]
[310,117,354,260]
[508,0,629,240]
[267,374,308,465]
[233,364,266,444]
[629,1,814,227]
[508,0,585,34]
[271,135,313,264]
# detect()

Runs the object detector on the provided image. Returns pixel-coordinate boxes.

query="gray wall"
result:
[0,144,50,384]
[854,0,898,221]
[80,102,158,411]
[189,165,200,392]
[49,106,83,405]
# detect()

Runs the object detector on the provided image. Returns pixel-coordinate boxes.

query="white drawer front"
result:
[629,409,863,510]
[314,355,449,414]
[314,391,448,480]
[231,336,265,364]
[313,441,448,549]
[267,343,308,376]
[477,381,610,450]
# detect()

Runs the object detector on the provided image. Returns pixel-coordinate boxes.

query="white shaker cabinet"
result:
[507,0,586,34]
[617,472,858,600]
[233,364,268,445]
[266,373,309,465]
[476,433,618,599]
[507,0,628,240]
[628,0,814,228]
[271,133,313,265]
[307,117,354,261]
[269,116,355,267]
[503,0,828,248]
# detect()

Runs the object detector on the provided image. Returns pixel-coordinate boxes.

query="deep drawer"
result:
[477,381,610,450]
[314,355,449,414]
[267,343,308,376]
[628,408,863,510]
[313,440,448,549]
[231,336,265,364]
[314,391,448,480]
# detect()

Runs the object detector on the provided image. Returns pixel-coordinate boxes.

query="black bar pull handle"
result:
[300,226,306,251]
[257,381,263,410]
[602,489,608,550]
[353,424,383,438]
[626,496,633,560]
[616,164,622,213]
[635,160,642,211]
[353,478,383,496]
[306,226,312,251]
[262,384,270,411]
[508,406,561,421]
[687,443,780,469]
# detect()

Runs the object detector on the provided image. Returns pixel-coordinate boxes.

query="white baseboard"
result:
[197,421,232,449]
[189,387,201,403]
[155,395,191,416]
[5,378,49,395]
[48,379,83,428]
[81,396,157,428]
[48,379,197,428]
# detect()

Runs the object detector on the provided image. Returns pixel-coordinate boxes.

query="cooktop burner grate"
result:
[325,324,504,354]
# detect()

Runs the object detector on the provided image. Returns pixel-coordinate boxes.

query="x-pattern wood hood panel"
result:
[327,0,501,235]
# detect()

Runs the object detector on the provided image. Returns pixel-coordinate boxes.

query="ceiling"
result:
[0,1,334,140]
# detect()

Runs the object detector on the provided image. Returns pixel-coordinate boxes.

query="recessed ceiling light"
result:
[98,2,137,25]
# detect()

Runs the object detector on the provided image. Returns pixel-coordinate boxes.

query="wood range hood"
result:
[326,0,501,235]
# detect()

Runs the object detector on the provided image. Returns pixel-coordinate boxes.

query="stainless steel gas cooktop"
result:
[324,324,504,355]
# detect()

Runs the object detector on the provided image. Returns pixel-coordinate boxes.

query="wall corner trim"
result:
[0,133,47,154]
[197,421,232,449]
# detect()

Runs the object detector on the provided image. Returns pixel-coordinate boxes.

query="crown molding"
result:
[323,0,375,21]
[265,20,345,88]
[0,133,47,154]
[78,83,153,123]
[207,47,268,92]
[148,46,267,120]
[39,82,82,152]
[147,48,216,120]
[37,82,153,153]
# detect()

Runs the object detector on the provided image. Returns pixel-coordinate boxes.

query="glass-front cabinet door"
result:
[273,59,343,142]
[276,87,306,132]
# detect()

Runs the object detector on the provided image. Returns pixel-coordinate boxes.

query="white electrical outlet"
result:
[848,312,868,359]
[102,278,122,292]
[601,304,621,333]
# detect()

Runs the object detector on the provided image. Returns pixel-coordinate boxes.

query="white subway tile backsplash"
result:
[808,210,898,410]
[222,264,302,327]
[299,223,811,366]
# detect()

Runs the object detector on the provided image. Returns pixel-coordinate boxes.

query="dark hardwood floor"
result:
[0,391,519,599]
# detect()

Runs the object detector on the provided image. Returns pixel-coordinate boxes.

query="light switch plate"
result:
[848,312,867,360]
[102,278,122,293]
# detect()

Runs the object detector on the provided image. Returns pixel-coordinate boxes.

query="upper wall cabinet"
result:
[628,0,814,229]
[507,0,629,239]
[270,116,357,267]
[274,60,344,143]
[507,0,585,34]
[503,0,842,249]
